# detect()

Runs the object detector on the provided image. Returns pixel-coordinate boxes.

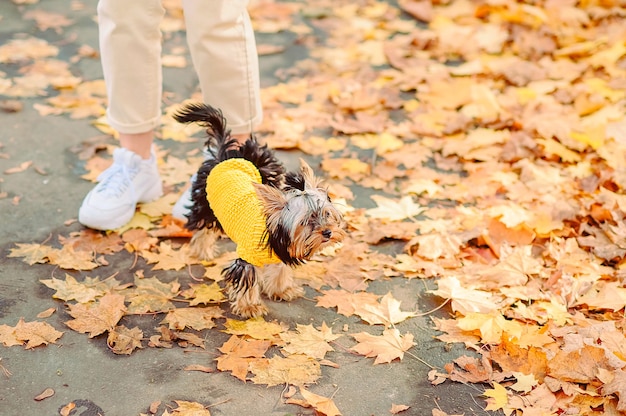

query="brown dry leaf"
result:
[390,403,410,414]
[13,318,64,349]
[34,387,54,401]
[171,400,211,416]
[321,157,371,182]
[299,387,342,416]
[36,307,55,319]
[59,229,124,255]
[215,335,271,381]
[603,369,626,412]
[489,337,548,383]
[123,276,180,314]
[59,402,76,416]
[351,328,415,364]
[444,355,494,384]
[107,325,143,355]
[547,345,612,384]
[122,228,158,253]
[4,160,32,174]
[0,324,22,347]
[315,289,380,317]
[184,364,213,373]
[65,293,126,337]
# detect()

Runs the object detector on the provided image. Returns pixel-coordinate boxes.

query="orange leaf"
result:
[65,293,126,337]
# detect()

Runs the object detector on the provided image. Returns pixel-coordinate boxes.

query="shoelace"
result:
[96,162,138,199]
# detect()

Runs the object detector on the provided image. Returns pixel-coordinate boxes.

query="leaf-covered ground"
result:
[2,0,626,415]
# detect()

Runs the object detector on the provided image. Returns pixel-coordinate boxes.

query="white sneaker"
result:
[79,148,163,230]
[172,148,213,221]
[171,175,195,221]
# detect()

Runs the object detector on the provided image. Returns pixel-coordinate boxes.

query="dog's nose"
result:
[322,229,332,239]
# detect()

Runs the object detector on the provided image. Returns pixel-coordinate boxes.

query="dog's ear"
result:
[299,158,322,189]
[254,183,287,212]
[284,171,305,191]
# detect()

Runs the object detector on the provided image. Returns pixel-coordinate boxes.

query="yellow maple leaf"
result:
[536,138,581,162]
[186,282,225,306]
[429,276,501,315]
[249,354,321,386]
[46,245,99,271]
[160,307,223,331]
[483,382,509,412]
[40,274,100,303]
[510,372,538,393]
[222,316,287,341]
[8,242,52,265]
[353,292,415,327]
[457,312,524,344]
[351,328,415,364]
[117,212,153,232]
[139,193,179,218]
[141,241,193,271]
[280,323,342,360]
[13,318,64,349]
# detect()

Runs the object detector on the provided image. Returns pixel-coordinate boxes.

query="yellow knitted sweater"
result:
[206,158,281,267]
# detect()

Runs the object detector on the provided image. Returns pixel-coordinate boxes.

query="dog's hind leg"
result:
[223,258,267,318]
[189,228,222,261]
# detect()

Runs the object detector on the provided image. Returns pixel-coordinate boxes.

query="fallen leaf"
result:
[300,387,342,416]
[65,293,126,337]
[351,328,415,364]
[34,387,54,401]
[13,318,64,349]
[280,323,342,360]
[249,354,321,386]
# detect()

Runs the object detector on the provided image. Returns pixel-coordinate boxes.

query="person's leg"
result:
[173,0,262,220]
[182,0,262,137]
[79,0,165,230]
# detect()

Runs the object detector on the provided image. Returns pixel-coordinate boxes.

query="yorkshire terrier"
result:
[174,103,345,318]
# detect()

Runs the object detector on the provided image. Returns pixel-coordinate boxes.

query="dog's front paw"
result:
[270,285,305,302]
[233,302,268,319]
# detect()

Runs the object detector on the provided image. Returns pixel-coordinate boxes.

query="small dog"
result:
[174,103,345,318]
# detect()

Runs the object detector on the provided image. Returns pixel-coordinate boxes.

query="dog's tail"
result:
[172,102,236,156]
[173,103,285,230]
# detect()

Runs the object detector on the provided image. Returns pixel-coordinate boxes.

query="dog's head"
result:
[254,159,345,265]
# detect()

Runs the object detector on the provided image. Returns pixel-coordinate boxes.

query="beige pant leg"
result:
[182,0,262,135]
[97,0,165,134]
